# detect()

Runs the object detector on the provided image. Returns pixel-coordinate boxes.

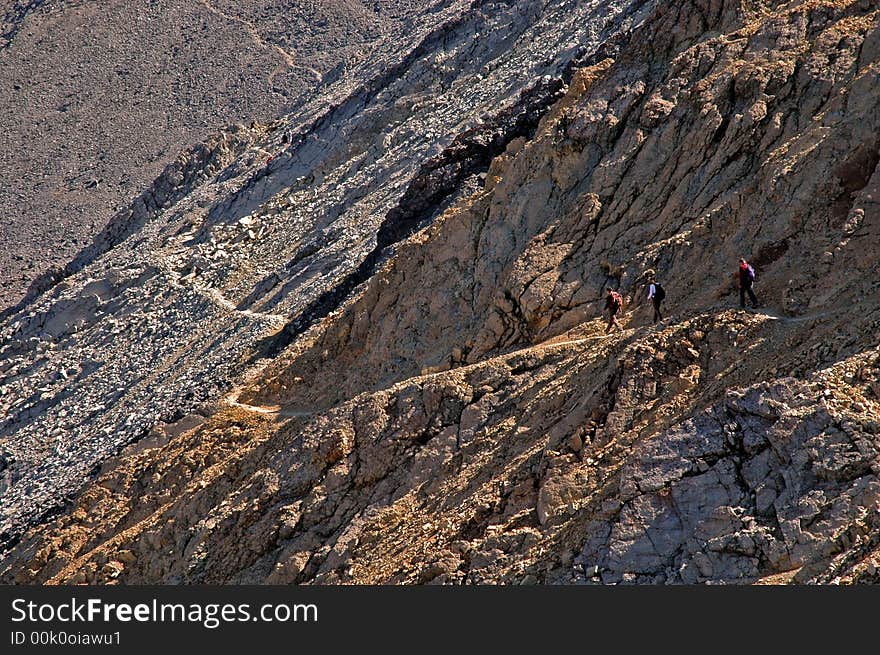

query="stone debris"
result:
[0,0,648,556]
[0,0,445,310]
[2,0,880,586]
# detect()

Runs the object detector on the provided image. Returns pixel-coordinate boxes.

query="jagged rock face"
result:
[0,0,436,310]
[0,0,649,554]
[2,0,880,585]
[587,373,880,584]
[249,0,880,408]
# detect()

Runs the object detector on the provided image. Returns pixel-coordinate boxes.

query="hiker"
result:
[604,288,623,334]
[647,275,665,323]
[738,258,759,308]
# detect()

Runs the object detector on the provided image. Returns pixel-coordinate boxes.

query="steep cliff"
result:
[2,0,879,584]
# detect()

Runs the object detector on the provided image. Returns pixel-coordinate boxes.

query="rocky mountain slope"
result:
[2,0,880,585]
[0,0,649,558]
[0,0,431,310]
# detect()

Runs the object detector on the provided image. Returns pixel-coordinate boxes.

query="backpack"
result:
[747,265,756,281]
[654,282,666,302]
[609,291,622,311]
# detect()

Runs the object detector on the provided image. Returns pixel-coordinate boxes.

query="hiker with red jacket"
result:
[738,258,759,308]
[604,288,623,334]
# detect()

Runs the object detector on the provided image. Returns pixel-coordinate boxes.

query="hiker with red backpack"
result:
[604,288,624,334]
[738,258,759,308]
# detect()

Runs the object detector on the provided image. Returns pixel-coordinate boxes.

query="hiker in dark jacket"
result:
[647,275,665,323]
[604,289,623,334]
[738,258,759,308]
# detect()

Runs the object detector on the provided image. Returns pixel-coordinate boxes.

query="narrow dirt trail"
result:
[223,330,614,418]
[228,399,314,418]
[196,0,296,66]
[154,250,287,328]
[224,387,314,418]
[223,306,827,419]
[201,287,287,327]
[196,0,323,84]
[758,309,833,323]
